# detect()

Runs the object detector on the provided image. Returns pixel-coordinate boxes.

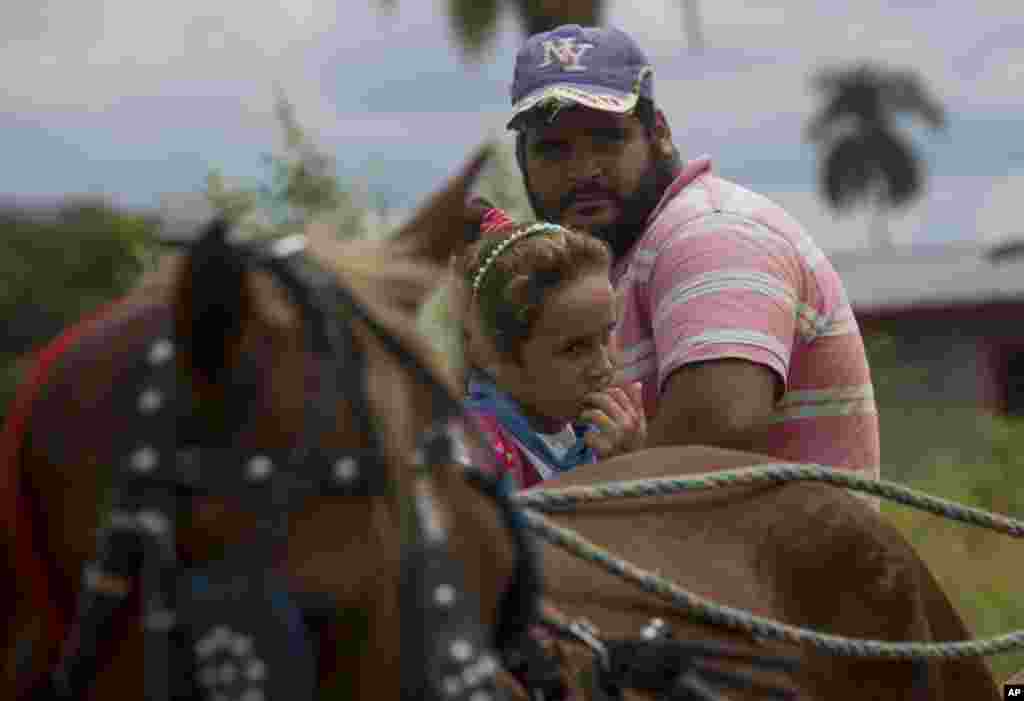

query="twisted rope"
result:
[511,463,1024,660]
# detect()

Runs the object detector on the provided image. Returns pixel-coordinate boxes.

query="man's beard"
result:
[525,153,679,261]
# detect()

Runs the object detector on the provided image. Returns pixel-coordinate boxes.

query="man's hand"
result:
[580,381,647,458]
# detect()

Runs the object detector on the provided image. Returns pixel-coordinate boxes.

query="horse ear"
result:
[173,217,250,388]
[391,143,493,266]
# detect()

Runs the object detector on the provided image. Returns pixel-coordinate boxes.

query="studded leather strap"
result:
[47,225,526,701]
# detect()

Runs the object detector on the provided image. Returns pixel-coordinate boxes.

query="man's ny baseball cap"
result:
[508,24,654,129]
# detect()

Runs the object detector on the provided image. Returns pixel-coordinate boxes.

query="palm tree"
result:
[805,64,946,247]
[379,1,704,58]
[510,0,602,37]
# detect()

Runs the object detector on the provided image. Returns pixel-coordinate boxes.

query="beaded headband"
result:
[470,222,568,299]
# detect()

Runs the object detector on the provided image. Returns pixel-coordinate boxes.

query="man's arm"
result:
[635,208,799,452]
[644,357,781,452]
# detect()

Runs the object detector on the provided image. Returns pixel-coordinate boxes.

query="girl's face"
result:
[489,270,617,426]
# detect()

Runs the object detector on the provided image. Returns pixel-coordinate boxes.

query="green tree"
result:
[206,89,370,241]
[805,64,946,247]
[471,139,532,221]
[0,90,378,423]
[0,201,160,420]
[416,139,532,378]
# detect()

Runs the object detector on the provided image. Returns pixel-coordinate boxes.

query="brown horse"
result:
[512,446,1001,700]
[2,145,1001,700]
[1,147,531,700]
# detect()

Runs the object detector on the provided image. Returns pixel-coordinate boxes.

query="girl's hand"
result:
[580,381,646,459]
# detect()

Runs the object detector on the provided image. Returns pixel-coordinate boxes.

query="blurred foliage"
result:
[0,95,528,426]
[416,140,532,382]
[509,0,601,39]
[0,90,375,425]
[862,327,999,483]
[205,88,369,241]
[0,201,160,421]
[446,0,502,57]
[864,330,1024,684]
[863,330,931,395]
[471,139,534,222]
[882,412,1024,684]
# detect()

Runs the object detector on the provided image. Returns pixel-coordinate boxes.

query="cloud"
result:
[762,172,1024,253]
[0,0,520,164]
[654,64,815,136]
[968,46,1024,107]
[3,0,1022,234]
[1,0,341,116]
[975,174,1024,244]
[8,0,1020,142]
[607,0,1022,115]
[761,187,925,252]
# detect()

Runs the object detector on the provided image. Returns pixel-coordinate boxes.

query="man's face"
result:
[521,107,673,259]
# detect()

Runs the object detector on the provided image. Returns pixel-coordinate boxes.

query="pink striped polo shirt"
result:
[612,156,880,479]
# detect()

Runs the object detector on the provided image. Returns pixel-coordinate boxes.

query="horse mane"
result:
[302,223,460,397]
[120,224,458,401]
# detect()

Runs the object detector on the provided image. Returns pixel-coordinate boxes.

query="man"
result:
[506,24,880,480]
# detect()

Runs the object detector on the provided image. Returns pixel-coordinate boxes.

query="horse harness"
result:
[37,224,544,701]
[32,223,801,701]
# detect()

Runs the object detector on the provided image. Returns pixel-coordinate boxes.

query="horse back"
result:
[532,446,999,699]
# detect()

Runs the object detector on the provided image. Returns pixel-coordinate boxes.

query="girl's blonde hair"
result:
[454,220,611,360]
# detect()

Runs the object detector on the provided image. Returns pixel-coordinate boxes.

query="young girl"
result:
[452,208,645,489]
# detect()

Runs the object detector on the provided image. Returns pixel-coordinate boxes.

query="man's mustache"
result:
[559,188,621,214]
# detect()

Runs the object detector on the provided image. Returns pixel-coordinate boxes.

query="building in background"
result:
[829,241,1024,477]
[834,241,1024,416]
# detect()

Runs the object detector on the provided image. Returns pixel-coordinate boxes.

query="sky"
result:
[3,0,1022,251]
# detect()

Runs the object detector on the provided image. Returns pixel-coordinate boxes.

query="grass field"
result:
[886,505,1024,684]
[880,414,1024,684]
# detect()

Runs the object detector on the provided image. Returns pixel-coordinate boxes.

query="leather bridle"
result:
[30,220,544,701]
[26,220,801,701]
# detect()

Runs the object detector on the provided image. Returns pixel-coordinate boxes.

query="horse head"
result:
[6,145,539,701]
[171,144,535,701]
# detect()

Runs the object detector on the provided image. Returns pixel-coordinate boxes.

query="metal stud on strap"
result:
[568,619,610,673]
[333,456,358,483]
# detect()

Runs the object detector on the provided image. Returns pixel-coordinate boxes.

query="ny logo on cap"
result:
[538,38,594,72]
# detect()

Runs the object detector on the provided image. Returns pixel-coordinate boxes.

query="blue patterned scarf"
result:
[463,369,596,475]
